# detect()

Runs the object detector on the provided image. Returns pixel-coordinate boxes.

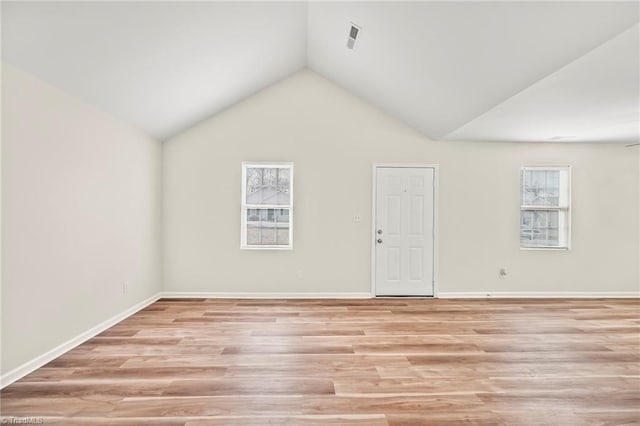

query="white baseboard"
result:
[0,292,161,389]
[160,291,639,299]
[438,292,640,298]
[159,291,373,299]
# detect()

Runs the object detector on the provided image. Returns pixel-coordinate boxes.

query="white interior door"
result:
[375,167,435,296]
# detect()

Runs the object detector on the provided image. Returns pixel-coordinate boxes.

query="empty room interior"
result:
[1,1,639,424]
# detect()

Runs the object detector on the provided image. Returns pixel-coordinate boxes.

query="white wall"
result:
[1,64,162,376]
[164,70,639,295]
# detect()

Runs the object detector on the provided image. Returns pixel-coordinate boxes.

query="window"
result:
[520,166,570,249]
[241,163,293,249]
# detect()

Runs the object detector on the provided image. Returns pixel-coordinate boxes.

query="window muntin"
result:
[241,163,293,249]
[520,166,570,249]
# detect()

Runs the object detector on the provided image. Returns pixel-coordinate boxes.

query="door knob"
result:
[377,229,383,234]
[377,238,383,244]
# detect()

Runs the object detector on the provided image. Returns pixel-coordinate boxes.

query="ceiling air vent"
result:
[347,23,361,50]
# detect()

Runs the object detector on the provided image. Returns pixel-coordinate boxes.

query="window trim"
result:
[241,162,294,250]
[519,165,571,251]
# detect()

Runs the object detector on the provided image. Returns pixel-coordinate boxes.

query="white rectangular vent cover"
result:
[347,23,361,50]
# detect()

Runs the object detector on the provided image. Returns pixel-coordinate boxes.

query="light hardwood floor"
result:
[1,298,639,425]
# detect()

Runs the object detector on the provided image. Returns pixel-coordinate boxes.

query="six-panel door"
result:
[375,167,435,296]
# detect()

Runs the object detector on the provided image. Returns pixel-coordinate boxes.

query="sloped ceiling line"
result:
[2,1,639,143]
[443,23,640,143]
[306,1,639,144]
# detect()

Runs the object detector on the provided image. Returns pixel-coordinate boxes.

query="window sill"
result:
[241,245,293,250]
[520,246,569,251]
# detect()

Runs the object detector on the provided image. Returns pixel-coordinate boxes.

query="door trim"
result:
[371,163,439,298]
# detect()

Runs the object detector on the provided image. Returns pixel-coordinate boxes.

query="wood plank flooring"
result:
[1,298,639,425]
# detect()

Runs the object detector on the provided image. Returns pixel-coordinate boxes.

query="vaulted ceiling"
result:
[2,1,638,143]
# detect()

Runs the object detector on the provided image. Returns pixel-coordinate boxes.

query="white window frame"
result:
[520,165,571,250]
[241,162,293,250]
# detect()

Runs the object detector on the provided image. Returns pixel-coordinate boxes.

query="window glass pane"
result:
[246,208,290,246]
[276,208,290,245]
[521,169,561,207]
[520,210,562,247]
[246,167,291,205]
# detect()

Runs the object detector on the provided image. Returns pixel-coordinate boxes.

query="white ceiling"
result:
[2,1,638,143]
[1,2,308,140]
[445,24,640,143]
[307,1,639,144]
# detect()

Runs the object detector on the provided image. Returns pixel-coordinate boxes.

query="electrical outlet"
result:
[499,268,508,279]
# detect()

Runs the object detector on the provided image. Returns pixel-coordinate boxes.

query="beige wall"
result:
[1,64,162,375]
[164,70,639,295]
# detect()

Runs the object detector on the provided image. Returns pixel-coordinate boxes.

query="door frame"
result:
[371,163,440,298]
